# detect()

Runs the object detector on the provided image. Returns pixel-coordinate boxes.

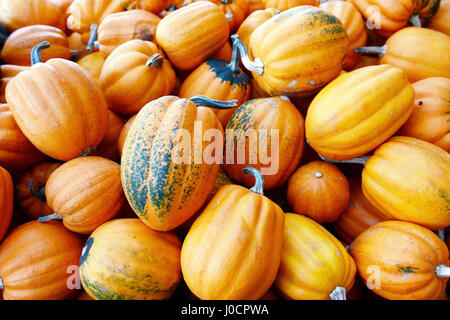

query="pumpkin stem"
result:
[318,154,369,166]
[31,41,50,65]
[166,4,177,11]
[230,34,264,75]
[243,167,264,195]
[190,96,238,109]
[225,12,234,21]
[37,213,63,223]
[0,276,3,290]
[435,229,445,241]
[409,14,422,27]
[79,146,97,157]
[28,180,46,203]
[227,38,241,73]
[435,264,450,278]
[221,0,232,4]
[86,24,99,53]
[354,45,388,58]
[146,53,164,68]
[329,286,347,300]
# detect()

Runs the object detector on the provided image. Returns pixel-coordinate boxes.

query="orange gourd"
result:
[211,40,233,61]
[212,0,250,33]
[0,166,13,242]
[77,52,106,80]
[428,0,449,35]
[262,0,318,12]
[236,8,279,49]
[122,0,169,13]
[91,110,125,161]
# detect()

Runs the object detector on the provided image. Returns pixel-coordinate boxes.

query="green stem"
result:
[31,41,50,65]
[86,24,98,53]
[354,44,388,58]
[28,181,46,203]
[318,154,369,166]
[79,146,97,157]
[221,0,232,4]
[146,53,163,68]
[227,39,240,73]
[409,14,422,27]
[243,167,264,195]
[230,34,264,75]
[38,213,63,223]
[190,96,237,109]
[329,286,347,300]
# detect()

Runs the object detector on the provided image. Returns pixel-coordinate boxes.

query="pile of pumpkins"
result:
[0,0,448,301]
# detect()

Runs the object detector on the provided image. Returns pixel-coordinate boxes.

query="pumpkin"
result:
[122,0,169,13]
[236,8,279,49]
[0,103,46,173]
[155,1,230,70]
[262,0,318,12]
[179,38,252,127]
[91,110,125,161]
[181,167,285,300]
[209,0,250,33]
[121,95,237,231]
[41,156,125,235]
[211,40,232,61]
[250,79,270,99]
[355,27,450,82]
[248,0,265,12]
[0,23,9,52]
[100,40,176,115]
[0,0,69,31]
[77,52,106,80]
[428,0,449,35]
[319,1,367,70]
[6,42,110,161]
[349,220,450,300]
[0,220,84,300]
[361,136,450,230]
[97,9,161,58]
[275,213,356,300]
[305,64,414,160]
[15,161,61,220]
[0,65,29,103]
[398,77,450,152]
[79,218,181,300]
[286,161,350,224]
[224,96,305,190]
[1,25,70,66]
[0,166,13,242]
[236,6,349,97]
[332,178,385,244]
[118,115,136,157]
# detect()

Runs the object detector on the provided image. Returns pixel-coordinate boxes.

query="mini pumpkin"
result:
[0,65,29,103]
[0,166,13,242]
[247,0,265,13]
[77,52,106,80]
[92,110,125,161]
[236,8,279,49]
[262,0,318,12]
[122,0,169,13]
[208,0,250,33]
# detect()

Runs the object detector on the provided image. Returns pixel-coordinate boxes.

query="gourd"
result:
[236,8,279,49]
[77,52,106,80]
[0,65,29,103]
[207,0,250,33]
[0,166,13,242]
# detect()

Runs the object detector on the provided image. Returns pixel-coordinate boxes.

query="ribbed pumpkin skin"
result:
[6,59,109,161]
[428,0,449,35]
[333,178,385,244]
[0,65,30,103]
[15,161,61,220]
[0,221,84,300]
[349,221,450,300]
[118,115,136,156]
[92,110,125,161]
[215,0,250,33]
[0,104,46,173]
[211,41,232,61]
[249,6,349,96]
[236,8,279,49]
[319,1,367,70]
[45,157,125,234]
[381,27,450,82]
[399,77,450,152]
[0,0,68,31]
[155,1,230,70]
[100,40,176,115]
[248,0,265,13]
[0,25,70,66]
[224,97,305,190]
[79,218,182,300]
[181,184,285,300]
[362,136,450,230]
[98,10,161,58]
[0,166,13,242]
[121,96,222,231]
[262,0,318,12]
[305,65,414,160]
[275,213,356,300]
[77,52,106,80]
[122,0,169,13]
[286,161,350,224]
[179,59,252,127]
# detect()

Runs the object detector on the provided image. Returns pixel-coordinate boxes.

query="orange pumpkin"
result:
[236,8,279,49]
[349,220,450,300]
[247,0,265,13]
[97,9,161,58]
[100,39,176,115]
[1,25,70,66]
[77,52,106,80]
[91,110,125,162]
[210,0,250,33]
[1,65,30,103]
[42,156,125,234]
[15,161,61,220]
[0,103,46,173]
[122,0,169,13]
[181,167,285,300]
[0,220,84,300]
[6,42,109,161]
[118,115,136,157]
[224,96,305,190]
[0,166,13,242]
[155,1,230,70]
[262,0,318,12]
[275,213,356,300]
[428,0,450,35]
[287,161,350,224]
[332,178,386,244]
[399,77,450,152]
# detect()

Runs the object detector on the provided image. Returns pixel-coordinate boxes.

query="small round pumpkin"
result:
[15,161,61,220]
[428,0,449,35]
[262,0,318,12]
[91,110,125,161]
[287,161,350,224]
[100,39,176,115]
[181,167,285,300]
[6,42,109,161]
[118,115,136,157]
[0,220,84,300]
[305,64,414,160]
[122,0,169,13]
[224,96,305,190]
[399,77,450,152]
[79,218,182,300]
[349,220,450,300]
[42,156,125,235]
[236,8,279,49]
[0,166,13,242]
[0,25,70,66]
[77,52,106,80]
[275,213,356,300]
[155,1,230,70]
